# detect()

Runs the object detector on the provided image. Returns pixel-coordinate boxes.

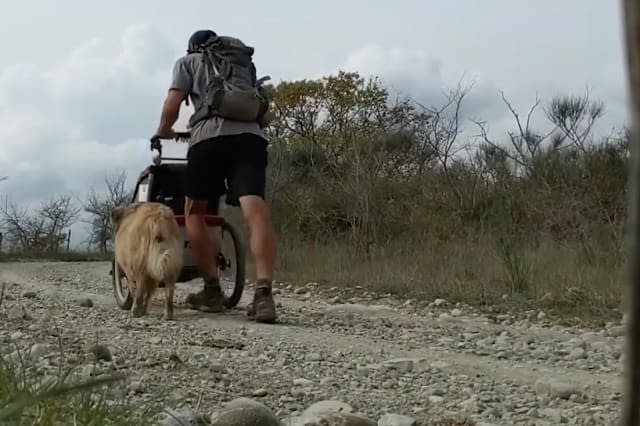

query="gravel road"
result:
[0,261,626,425]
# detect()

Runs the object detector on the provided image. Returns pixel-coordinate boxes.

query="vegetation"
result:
[0,71,630,324]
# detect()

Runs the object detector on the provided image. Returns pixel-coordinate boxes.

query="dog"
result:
[111,202,183,320]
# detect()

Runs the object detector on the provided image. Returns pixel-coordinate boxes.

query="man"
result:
[152,29,277,323]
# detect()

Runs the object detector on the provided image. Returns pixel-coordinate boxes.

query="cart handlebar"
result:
[150,131,191,155]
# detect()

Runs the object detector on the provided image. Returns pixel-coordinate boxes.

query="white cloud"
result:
[0,22,631,248]
[339,43,630,143]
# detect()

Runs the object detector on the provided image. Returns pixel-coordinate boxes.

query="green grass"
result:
[0,345,161,426]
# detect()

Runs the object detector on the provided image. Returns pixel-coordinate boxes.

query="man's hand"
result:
[154,89,187,139]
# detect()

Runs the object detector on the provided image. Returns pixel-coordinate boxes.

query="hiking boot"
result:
[186,279,226,313]
[248,282,276,323]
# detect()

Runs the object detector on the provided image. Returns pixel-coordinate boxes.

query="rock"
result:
[29,343,50,360]
[451,308,462,317]
[537,311,547,320]
[21,290,37,298]
[294,378,314,386]
[433,298,446,307]
[288,412,375,426]
[303,400,353,416]
[608,325,626,337]
[377,413,416,426]
[252,388,268,397]
[305,353,323,362]
[438,313,454,322]
[428,396,444,405]
[567,347,587,360]
[8,305,31,321]
[162,409,209,426]
[88,344,112,362]
[10,331,24,341]
[534,378,580,400]
[211,397,280,426]
[78,297,94,308]
[383,358,415,373]
[324,303,394,318]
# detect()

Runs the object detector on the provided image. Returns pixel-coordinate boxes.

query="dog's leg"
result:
[131,275,147,318]
[163,282,175,321]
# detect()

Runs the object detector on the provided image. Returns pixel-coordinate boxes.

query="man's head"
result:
[187,30,217,53]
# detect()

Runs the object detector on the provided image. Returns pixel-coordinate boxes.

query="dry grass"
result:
[273,234,624,326]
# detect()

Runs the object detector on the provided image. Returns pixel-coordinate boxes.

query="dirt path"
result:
[0,262,624,425]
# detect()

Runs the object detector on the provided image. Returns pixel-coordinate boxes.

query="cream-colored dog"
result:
[111,202,183,320]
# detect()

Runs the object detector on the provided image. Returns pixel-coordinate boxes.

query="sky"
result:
[0,0,631,247]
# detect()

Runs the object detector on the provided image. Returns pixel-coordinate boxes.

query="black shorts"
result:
[185,133,268,207]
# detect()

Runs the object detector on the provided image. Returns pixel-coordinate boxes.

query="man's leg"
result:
[183,139,227,312]
[227,134,277,323]
[240,195,277,323]
[238,195,276,283]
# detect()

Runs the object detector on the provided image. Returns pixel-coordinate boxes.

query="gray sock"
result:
[255,278,272,290]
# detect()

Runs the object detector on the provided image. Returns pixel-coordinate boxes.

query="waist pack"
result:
[188,35,271,128]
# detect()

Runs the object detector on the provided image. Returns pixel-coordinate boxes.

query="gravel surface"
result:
[0,262,625,425]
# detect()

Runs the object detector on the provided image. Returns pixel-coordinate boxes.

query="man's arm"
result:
[154,57,192,138]
[155,89,187,138]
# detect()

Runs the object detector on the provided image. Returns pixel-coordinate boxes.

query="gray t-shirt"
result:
[170,53,266,147]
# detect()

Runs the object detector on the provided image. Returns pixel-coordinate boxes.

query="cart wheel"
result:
[112,259,133,310]
[219,220,246,308]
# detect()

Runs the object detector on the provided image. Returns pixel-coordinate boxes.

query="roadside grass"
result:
[1,228,625,327]
[275,234,625,327]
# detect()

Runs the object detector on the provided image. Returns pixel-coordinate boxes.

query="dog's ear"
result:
[111,206,127,226]
[111,203,141,226]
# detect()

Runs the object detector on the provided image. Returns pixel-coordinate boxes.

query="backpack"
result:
[188,35,271,128]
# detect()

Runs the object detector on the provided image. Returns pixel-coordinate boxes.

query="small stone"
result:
[78,298,94,308]
[294,287,307,294]
[608,325,626,337]
[534,378,580,400]
[438,313,454,322]
[29,343,50,360]
[378,413,417,426]
[428,396,444,405]
[88,344,112,362]
[8,305,31,321]
[305,353,323,362]
[537,311,547,320]
[567,347,587,360]
[212,398,280,426]
[330,296,343,304]
[21,290,37,298]
[303,400,353,416]
[252,388,268,397]
[451,308,462,317]
[162,409,209,426]
[293,378,313,386]
[10,331,24,341]
[434,298,446,307]
[383,358,414,373]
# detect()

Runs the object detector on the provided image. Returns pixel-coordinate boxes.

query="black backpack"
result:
[188,35,271,127]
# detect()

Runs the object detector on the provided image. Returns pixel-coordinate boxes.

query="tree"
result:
[83,171,132,253]
[0,195,80,253]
